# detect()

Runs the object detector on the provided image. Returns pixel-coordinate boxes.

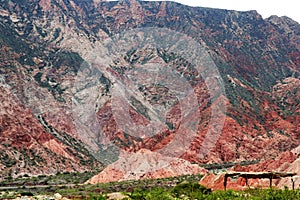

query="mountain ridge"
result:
[0,0,299,180]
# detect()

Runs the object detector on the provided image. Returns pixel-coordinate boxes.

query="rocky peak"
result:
[268,15,300,33]
[267,15,300,50]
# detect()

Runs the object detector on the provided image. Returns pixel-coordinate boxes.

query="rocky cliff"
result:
[0,0,299,180]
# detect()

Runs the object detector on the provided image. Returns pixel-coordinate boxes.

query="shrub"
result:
[172,181,211,199]
[20,191,34,196]
[88,194,106,200]
[146,188,173,200]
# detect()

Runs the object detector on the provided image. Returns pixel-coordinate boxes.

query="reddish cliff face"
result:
[0,79,98,177]
[0,0,299,179]
[0,34,101,178]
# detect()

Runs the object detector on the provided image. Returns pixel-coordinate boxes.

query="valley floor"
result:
[1,174,300,200]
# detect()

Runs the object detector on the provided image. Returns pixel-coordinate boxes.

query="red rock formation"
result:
[200,149,300,190]
[87,149,207,184]
[0,79,99,177]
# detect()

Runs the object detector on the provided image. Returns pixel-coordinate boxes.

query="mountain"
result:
[0,0,299,180]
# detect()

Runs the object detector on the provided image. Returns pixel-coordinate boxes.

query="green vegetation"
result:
[57,174,204,195]
[0,171,99,187]
[120,187,300,200]
[1,175,300,199]
[200,160,259,171]
[0,153,17,168]
[207,188,300,200]
[130,96,151,120]
[53,28,61,41]
[52,51,83,73]
[99,74,111,93]
[0,23,36,66]
[171,182,211,199]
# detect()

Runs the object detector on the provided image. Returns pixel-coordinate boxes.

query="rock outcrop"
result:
[87,149,207,184]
